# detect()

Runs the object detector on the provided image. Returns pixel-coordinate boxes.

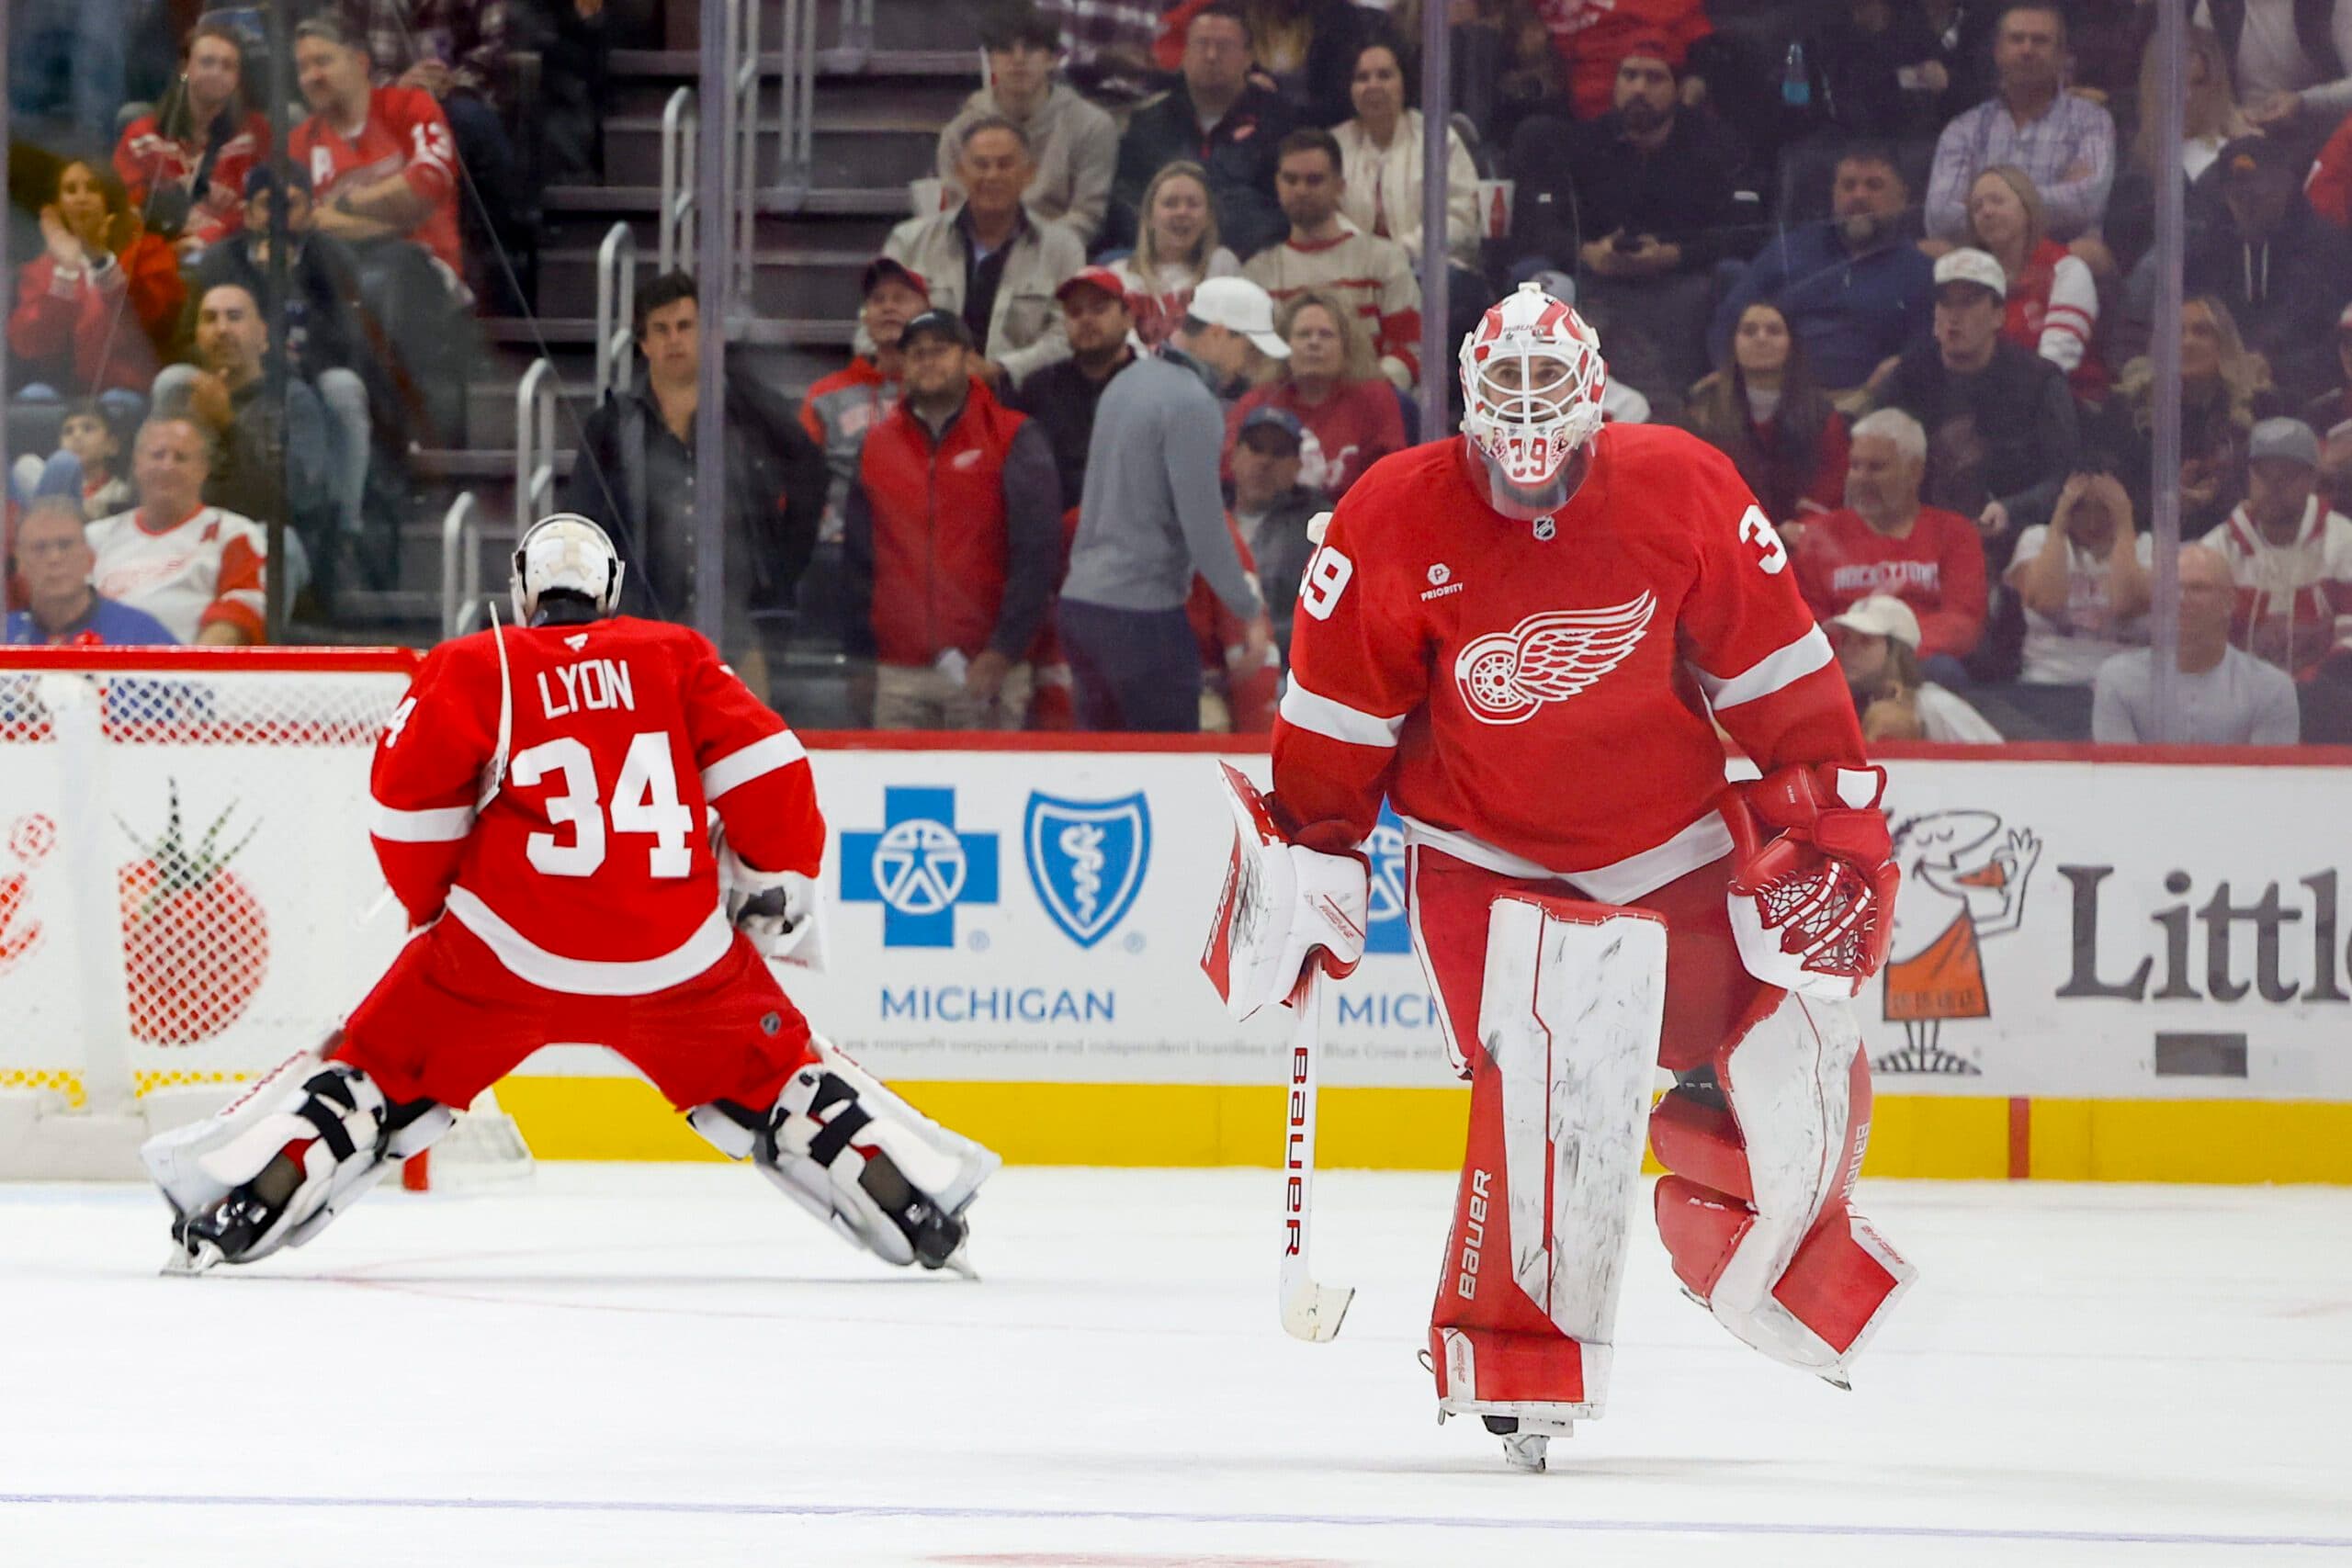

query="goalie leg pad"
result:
[1649,988,1915,1381]
[1429,892,1666,1426]
[141,1045,452,1269]
[691,1035,1000,1271]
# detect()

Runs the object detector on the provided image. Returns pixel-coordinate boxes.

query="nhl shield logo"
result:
[1023,791,1152,948]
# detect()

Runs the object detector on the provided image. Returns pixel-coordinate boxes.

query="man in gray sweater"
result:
[1057,276,1278,730]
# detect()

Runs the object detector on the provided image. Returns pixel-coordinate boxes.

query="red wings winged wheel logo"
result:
[1453,592,1657,725]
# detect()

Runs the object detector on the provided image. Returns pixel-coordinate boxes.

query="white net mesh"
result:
[0,652,418,1110]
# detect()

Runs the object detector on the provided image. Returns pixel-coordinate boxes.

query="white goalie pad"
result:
[1200,762,1368,1022]
[1465,895,1666,1416]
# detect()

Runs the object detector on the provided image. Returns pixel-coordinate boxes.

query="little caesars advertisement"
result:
[546,749,2352,1101]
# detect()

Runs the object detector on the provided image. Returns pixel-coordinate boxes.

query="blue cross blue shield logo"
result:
[841,786,999,947]
[1364,802,1410,954]
[1023,790,1151,948]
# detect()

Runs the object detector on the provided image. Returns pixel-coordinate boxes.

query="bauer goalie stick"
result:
[478,600,514,811]
[1279,967,1353,1342]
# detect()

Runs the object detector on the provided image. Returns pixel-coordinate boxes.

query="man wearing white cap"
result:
[1057,275,1277,731]
[1829,594,2004,742]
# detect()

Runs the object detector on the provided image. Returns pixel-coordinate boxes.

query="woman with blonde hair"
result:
[1964,165,2107,401]
[2108,28,2252,268]
[1224,289,1405,498]
[1112,162,1240,348]
[2092,295,2281,536]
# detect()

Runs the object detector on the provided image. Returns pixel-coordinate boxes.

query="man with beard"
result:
[1709,147,1934,393]
[1924,1,2115,247]
[1011,267,1139,509]
[1504,38,1739,386]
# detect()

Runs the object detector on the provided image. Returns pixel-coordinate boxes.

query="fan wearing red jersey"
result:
[141,513,997,1276]
[1206,283,1912,1472]
[288,15,465,277]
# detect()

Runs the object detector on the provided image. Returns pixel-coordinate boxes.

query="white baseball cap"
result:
[1187,276,1290,359]
[1829,594,1923,650]
[1932,247,2007,299]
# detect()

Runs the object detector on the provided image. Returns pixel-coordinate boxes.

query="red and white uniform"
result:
[347,615,825,1111]
[2202,499,2352,680]
[290,85,463,275]
[1241,226,1426,389]
[113,109,272,250]
[85,505,267,644]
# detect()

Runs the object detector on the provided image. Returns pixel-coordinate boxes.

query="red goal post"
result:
[0,647,503,1179]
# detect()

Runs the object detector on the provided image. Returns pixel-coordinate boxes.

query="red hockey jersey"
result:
[368,616,824,995]
[1272,427,1863,903]
[291,85,463,276]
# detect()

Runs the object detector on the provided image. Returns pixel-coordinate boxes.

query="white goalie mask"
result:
[511,512,626,624]
[1457,281,1609,521]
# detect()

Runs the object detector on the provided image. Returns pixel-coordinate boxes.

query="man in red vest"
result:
[843,309,1063,729]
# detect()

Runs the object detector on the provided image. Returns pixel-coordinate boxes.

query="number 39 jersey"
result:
[1272,426,1865,901]
[368,617,824,995]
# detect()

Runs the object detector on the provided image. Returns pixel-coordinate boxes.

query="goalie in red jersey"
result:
[1205,283,1914,1471]
[143,514,996,1275]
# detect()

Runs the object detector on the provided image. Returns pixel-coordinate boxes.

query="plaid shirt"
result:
[349,0,511,108]
[1925,91,2117,243]
[1034,0,1167,100]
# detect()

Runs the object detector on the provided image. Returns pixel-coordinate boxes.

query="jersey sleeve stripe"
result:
[369,800,477,842]
[701,729,808,800]
[1278,679,1408,748]
[1691,625,1834,711]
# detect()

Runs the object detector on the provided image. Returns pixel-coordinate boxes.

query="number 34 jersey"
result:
[1272,426,1865,903]
[368,617,824,995]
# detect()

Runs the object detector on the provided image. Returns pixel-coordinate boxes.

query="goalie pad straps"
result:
[1649,987,1916,1382]
[1430,895,1665,1426]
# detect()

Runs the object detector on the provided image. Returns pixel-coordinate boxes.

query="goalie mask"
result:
[512,512,626,625]
[1458,282,1608,522]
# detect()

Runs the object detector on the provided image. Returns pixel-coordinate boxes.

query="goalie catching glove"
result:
[1200,762,1368,1021]
[1720,763,1900,1000]
[713,821,827,971]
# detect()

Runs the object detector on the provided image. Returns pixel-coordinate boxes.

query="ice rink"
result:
[4,1165,2347,1566]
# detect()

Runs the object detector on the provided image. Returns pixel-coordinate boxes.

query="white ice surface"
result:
[3,1167,2348,1566]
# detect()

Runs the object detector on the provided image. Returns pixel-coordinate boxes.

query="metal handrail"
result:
[660,86,698,275]
[439,491,480,639]
[774,0,815,209]
[514,359,560,544]
[594,220,638,402]
[730,0,761,297]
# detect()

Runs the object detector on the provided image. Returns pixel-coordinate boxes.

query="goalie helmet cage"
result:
[0,647,527,1185]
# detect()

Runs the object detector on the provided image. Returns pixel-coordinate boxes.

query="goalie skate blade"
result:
[162,1239,224,1277]
[939,1243,979,1281]
[1279,1281,1354,1343]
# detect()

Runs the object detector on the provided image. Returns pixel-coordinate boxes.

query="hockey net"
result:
[0,648,527,1184]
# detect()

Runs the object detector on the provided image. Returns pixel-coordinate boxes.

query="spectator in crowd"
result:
[1331,38,1480,272]
[802,258,922,543]
[2190,0,2352,135]
[86,416,268,646]
[153,283,338,585]
[1710,145,1932,393]
[2093,296,2274,540]
[1527,0,1714,121]
[1032,0,1163,106]
[1058,276,1275,731]
[113,20,271,261]
[2183,134,2352,406]
[885,116,1084,389]
[290,12,471,438]
[2107,28,2249,269]
[1786,0,1959,146]
[1112,162,1242,348]
[2006,465,2152,691]
[1010,267,1139,513]
[844,309,1060,731]
[4,497,178,646]
[1152,0,1386,130]
[182,163,378,540]
[1871,247,2078,547]
[354,0,537,311]
[1924,2,2116,248]
[2301,303,2352,441]
[1227,404,1327,665]
[1243,128,1423,390]
[1829,594,2005,741]
[2093,543,2300,743]
[1508,39,1741,387]
[2200,416,2352,681]
[936,6,1118,247]
[2305,107,2352,230]
[1111,3,1296,258]
[57,401,134,521]
[1962,165,2106,400]
[560,271,827,689]
[1227,289,1405,498]
[1684,301,1851,528]
[8,159,185,408]
[1794,407,1991,672]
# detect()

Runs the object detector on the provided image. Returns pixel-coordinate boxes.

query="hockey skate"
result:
[1483,1414,1573,1473]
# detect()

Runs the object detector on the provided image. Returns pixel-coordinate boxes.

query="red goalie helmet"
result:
[1457,281,1609,520]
